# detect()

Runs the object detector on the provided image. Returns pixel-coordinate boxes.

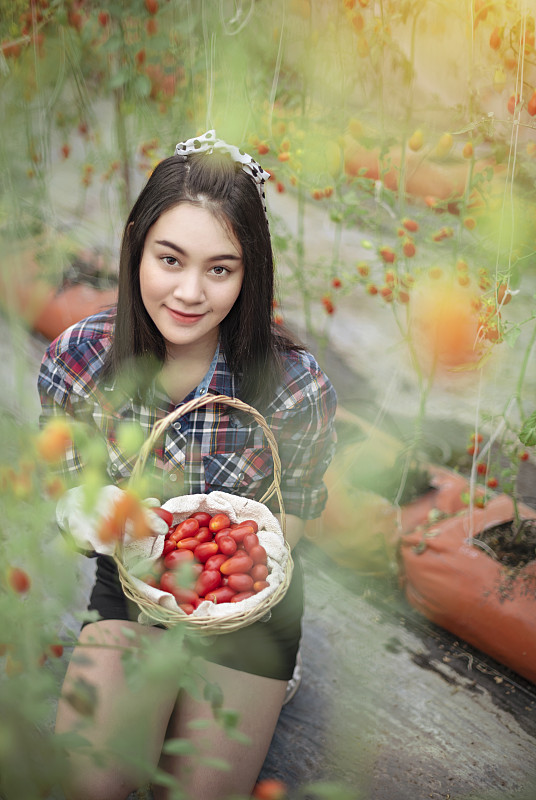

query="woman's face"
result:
[139,203,244,358]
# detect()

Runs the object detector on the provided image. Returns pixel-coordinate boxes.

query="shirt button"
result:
[110,464,119,476]
[169,473,178,482]
[173,421,182,431]
[199,387,206,395]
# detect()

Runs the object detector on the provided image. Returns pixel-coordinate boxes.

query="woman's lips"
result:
[166,307,206,324]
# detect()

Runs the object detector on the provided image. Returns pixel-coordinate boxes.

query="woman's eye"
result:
[211,266,229,276]
[162,256,179,267]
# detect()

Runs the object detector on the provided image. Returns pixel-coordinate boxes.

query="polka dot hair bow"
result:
[174,130,271,220]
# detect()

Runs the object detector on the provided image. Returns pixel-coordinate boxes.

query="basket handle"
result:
[129,393,286,536]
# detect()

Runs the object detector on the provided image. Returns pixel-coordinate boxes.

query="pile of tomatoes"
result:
[143,508,271,615]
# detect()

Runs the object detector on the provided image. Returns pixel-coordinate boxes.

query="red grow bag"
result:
[399,494,536,684]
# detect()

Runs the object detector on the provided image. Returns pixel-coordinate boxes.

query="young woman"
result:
[38,131,337,800]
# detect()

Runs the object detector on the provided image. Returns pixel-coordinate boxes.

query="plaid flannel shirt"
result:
[38,309,337,519]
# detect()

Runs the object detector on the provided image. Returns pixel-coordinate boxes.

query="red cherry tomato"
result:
[170,586,200,606]
[227,573,254,593]
[217,535,237,556]
[240,519,259,533]
[204,553,228,571]
[195,526,212,543]
[159,571,179,594]
[179,603,195,615]
[209,513,231,533]
[243,532,260,552]
[195,569,222,597]
[214,528,233,543]
[194,541,220,563]
[173,518,200,539]
[191,512,212,527]
[253,580,270,593]
[176,537,200,551]
[206,586,236,604]
[250,563,269,582]
[249,544,267,565]
[164,549,194,570]
[228,523,256,544]
[169,522,198,543]
[220,553,254,575]
[152,507,174,527]
[230,591,255,602]
[141,574,159,588]
[162,539,177,556]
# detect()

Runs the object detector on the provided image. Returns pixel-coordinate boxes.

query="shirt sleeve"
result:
[267,361,337,520]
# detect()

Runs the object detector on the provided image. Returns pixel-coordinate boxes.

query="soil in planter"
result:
[476,518,536,597]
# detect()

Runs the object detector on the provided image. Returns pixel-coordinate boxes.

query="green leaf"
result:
[216,707,240,730]
[519,412,536,446]
[299,781,359,800]
[503,326,521,349]
[187,718,211,730]
[162,738,196,756]
[133,73,152,99]
[107,68,130,90]
[74,609,102,624]
[203,680,224,709]
[119,625,138,639]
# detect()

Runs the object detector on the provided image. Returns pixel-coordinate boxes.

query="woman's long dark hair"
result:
[102,151,300,408]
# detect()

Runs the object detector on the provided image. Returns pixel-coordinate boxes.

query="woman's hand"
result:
[56,486,169,556]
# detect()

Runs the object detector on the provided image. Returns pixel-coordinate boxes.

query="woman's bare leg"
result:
[55,619,179,800]
[154,660,287,800]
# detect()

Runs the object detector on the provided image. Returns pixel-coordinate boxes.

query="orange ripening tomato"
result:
[410,280,481,372]
[253,778,288,800]
[36,419,72,462]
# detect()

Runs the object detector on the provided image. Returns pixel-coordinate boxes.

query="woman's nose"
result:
[172,268,205,304]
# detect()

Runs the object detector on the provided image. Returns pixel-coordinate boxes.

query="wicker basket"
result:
[113,393,293,634]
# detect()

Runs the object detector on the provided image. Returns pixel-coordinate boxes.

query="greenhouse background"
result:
[2,1,536,798]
